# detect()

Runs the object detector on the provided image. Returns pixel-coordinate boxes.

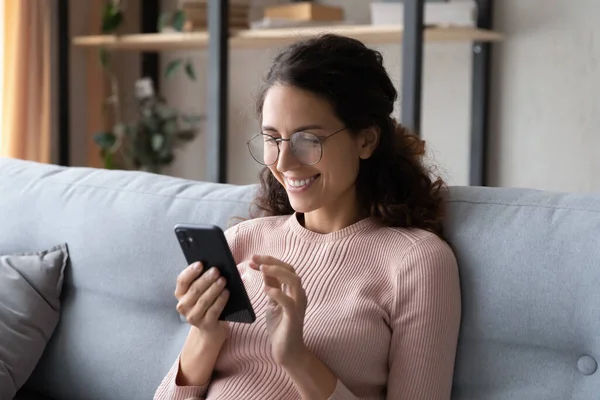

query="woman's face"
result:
[261,84,376,219]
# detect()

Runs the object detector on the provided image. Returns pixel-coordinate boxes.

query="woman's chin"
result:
[288,198,318,215]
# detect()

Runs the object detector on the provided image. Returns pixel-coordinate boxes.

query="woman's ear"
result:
[357,126,380,160]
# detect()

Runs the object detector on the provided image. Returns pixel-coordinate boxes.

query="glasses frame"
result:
[246,127,347,166]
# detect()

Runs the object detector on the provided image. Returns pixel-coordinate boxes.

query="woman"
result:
[155,34,461,400]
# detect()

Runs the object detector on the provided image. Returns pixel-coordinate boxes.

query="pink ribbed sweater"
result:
[154,214,461,400]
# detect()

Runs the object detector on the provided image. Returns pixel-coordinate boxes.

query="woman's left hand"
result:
[250,254,308,367]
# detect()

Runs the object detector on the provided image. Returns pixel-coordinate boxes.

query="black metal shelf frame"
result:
[58,0,70,166]
[57,0,494,186]
[141,0,161,88]
[400,0,493,186]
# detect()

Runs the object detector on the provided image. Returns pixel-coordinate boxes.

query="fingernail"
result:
[209,267,219,277]
[192,262,201,271]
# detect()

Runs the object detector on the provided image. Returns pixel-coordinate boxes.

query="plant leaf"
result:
[173,10,187,32]
[141,115,159,133]
[184,60,197,81]
[151,134,165,151]
[163,120,178,136]
[175,129,197,142]
[165,59,182,79]
[99,48,110,69]
[101,4,124,34]
[156,102,176,120]
[93,132,117,150]
[122,123,135,137]
[157,150,174,164]
[157,12,172,32]
[101,149,115,169]
[182,114,204,125]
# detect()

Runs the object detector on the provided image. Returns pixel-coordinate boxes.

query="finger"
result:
[204,288,230,322]
[175,267,221,315]
[259,267,281,289]
[264,286,295,315]
[251,255,296,273]
[253,262,285,290]
[260,264,303,300]
[187,277,227,325]
[249,259,285,288]
[183,266,221,299]
[263,274,280,289]
[174,262,204,298]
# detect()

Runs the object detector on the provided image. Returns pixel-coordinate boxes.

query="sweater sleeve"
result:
[153,355,210,400]
[386,235,462,399]
[327,235,461,400]
[327,379,361,400]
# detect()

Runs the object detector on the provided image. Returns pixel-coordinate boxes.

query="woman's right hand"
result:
[175,262,230,342]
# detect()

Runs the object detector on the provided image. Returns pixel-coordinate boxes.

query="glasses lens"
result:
[248,134,278,165]
[291,132,322,165]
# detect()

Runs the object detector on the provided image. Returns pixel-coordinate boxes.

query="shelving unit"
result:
[62,0,500,186]
[72,25,502,51]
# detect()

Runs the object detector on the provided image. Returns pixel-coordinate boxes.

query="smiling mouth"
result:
[285,174,320,189]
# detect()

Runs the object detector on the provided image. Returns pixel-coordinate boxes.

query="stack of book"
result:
[179,0,251,30]
[251,1,346,30]
[370,1,477,28]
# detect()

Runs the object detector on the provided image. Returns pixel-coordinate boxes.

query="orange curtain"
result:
[0,0,52,162]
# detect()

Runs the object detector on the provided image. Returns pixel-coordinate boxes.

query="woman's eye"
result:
[297,133,320,144]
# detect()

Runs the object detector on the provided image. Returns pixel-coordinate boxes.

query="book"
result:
[264,3,344,22]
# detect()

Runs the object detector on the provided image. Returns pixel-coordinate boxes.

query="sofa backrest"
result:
[2,157,600,399]
[445,185,600,399]
[0,158,256,400]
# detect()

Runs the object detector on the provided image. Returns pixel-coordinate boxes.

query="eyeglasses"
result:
[246,127,346,166]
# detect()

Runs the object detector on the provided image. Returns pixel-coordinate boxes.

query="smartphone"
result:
[174,223,256,324]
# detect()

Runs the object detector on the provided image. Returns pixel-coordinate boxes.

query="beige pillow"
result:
[0,244,69,399]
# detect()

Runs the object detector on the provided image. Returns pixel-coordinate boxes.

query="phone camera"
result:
[176,230,190,244]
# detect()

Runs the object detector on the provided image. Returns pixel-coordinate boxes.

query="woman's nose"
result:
[276,141,301,172]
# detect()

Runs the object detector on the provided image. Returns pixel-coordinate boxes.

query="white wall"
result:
[160,0,600,193]
[489,0,600,192]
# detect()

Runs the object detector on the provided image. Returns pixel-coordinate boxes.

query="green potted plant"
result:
[93,0,201,174]
[94,78,203,173]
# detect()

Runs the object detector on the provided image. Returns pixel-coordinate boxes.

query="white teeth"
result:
[287,176,316,188]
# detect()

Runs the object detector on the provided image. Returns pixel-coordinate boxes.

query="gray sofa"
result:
[1,156,599,400]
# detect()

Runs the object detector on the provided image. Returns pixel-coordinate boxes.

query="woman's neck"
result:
[301,196,365,234]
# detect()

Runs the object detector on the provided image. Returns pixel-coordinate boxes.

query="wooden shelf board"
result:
[72,24,504,52]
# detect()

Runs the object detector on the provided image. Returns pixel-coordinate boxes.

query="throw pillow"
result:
[0,244,69,400]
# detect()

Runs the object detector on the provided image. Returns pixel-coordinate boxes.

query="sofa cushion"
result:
[0,244,68,400]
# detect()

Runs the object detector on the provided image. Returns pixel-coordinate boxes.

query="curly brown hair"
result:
[250,34,447,237]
